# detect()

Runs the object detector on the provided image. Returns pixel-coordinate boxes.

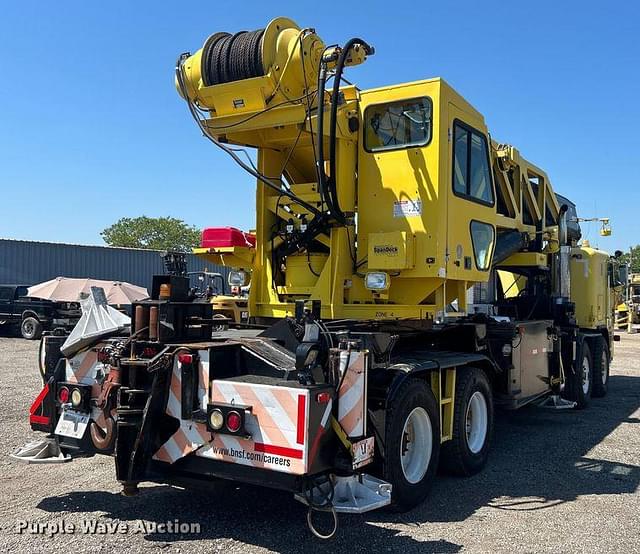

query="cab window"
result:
[470,221,495,270]
[453,121,494,205]
[364,97,432,152]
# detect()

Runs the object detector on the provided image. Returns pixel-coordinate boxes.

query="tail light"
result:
[57,386,70,404]
[56,383,91,412]
[209,409,224,430]
[71,388,83,408]
[226,411,242,432]
[206,403,250,437]
[178,353,193,365]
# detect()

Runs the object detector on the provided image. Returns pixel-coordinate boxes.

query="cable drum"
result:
[201,28,265,86]
[201,32,228,86]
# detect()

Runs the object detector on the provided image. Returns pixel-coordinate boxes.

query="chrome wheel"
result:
[400,407,433,484]
[465,391,488,454]
[601,351,608,385]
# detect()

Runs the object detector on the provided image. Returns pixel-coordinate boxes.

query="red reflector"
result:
[316,392,331,404]
[29,383,51,427]
[178,353,193,365]
[226,411,242,433]
[29,384,49,415]
[58,386,70,404]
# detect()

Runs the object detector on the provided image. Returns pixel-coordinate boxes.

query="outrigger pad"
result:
[295,474,392,514]
[61,287,130,356]
[10,438,71,464]
[539,394,577,410]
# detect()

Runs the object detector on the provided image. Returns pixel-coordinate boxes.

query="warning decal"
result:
[393,199,422,217]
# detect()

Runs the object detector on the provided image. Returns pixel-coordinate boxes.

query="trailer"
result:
[17,17,619,538]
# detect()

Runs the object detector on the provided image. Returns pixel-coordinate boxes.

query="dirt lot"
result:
[0,334,638,553]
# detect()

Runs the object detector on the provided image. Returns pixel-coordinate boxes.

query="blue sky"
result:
[0,1,638,251]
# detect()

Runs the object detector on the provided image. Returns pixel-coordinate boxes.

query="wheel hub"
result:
[400,407,433,484]
[465,391,488,454]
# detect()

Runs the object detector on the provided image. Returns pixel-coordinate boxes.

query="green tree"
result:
[619,245,640,273]
[101,216,200,252]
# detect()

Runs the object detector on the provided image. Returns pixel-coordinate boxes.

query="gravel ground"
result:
[0,334,638,553]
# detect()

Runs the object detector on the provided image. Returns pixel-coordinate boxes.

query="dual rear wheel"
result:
[383,367,493,511]
[564,337,610,408]
[384,337,609,510]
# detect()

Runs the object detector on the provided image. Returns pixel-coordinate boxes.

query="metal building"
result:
[0,238,229,293]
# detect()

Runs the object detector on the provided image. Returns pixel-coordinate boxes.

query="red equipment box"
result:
[201,227,256,248]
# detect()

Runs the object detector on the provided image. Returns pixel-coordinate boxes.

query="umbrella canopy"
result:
[27,277,148,305]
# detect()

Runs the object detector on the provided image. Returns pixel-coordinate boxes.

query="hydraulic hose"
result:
[327,38,374,224]
[316,64,330,213]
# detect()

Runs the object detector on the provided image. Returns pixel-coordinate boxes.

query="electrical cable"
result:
[304,473,338,539]
[175,59,323,218]
[307,250,321,277]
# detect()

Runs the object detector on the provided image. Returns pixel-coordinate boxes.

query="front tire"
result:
[383,377,440,512]
[440,367,493,476]
[21,316,42,340]
[591,338,609,398]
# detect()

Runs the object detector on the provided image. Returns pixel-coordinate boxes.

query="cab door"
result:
[0,287,13,321]
[446,103,497,287]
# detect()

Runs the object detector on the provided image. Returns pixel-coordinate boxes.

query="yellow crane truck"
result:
[20,17,617,538]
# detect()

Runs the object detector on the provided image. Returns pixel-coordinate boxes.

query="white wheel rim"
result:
[465,391,488,454]
[582,354,591,394]
[601,352,608,385]
[400,407,433,484]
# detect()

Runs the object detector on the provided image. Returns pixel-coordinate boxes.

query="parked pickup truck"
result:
[0,285,81,339]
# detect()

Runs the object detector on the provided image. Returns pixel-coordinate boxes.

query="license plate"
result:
[55,409,90,439]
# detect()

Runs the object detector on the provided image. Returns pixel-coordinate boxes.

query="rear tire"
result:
[383,377,440,512]
[21,316,42,340]
[564,340,592,409]
[591,337,609,398]
[440,367,493,476]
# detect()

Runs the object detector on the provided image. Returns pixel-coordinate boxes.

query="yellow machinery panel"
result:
[368,231,415,270]
[355,79,497,314]
[570,246,610,329]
